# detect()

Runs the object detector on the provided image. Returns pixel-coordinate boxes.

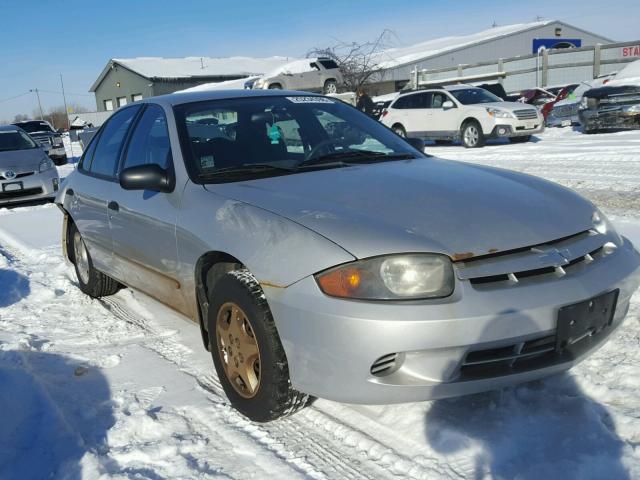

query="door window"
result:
[87,106,141,178]
[431,92,450,108]
[122,105,172,171]
[393,92,431,109]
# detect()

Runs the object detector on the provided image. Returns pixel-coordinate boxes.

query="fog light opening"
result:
[497,127,508,136]
[370,353,402,377]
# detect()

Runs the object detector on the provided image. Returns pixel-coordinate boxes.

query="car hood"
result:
[0,148,48,171]
[207,158,596,260]
[473,101,539,112]
[584,85,640,99]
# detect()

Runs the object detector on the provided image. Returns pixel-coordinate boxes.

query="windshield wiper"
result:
[199,162,296,179]
[299,151,416,168]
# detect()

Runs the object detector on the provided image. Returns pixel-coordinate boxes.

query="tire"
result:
[461,121,485,148]
[208,269,309,422]
[509,135,531,143]
[434,139,452,146]
[323,79,338,94]
[392,124,406,138]
[268,83,282,90]
[69,222,120,298]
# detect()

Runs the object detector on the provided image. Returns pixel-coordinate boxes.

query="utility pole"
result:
[60,74,73,158]
[30,88,44,120]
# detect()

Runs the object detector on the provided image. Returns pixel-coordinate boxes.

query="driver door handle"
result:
[108,201,119,212]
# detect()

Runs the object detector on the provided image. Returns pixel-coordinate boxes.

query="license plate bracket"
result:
[2,181,23,192]
[556,290,618,351]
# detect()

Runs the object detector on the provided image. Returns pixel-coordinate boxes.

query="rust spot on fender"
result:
[452,252,475,261]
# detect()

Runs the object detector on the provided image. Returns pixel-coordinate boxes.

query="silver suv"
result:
[57,90,640,422]
[381,85,544,147]
[253,57,342,94]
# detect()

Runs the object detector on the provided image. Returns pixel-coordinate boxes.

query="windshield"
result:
[450,88,502,105]
[15,121,54,133]
[174,95,421,182]
[0,130,38,152]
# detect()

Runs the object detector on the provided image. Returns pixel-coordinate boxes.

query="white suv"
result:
[380,85,544,148]
[253,57,342,94]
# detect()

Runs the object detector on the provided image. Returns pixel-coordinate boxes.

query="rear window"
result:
[319,60,339,70]
[0,130,37,152]
[14,121,54,134]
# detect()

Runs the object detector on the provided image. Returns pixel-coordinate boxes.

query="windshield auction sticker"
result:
[286,96,335,104]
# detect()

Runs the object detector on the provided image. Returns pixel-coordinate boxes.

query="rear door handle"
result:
[108,201,119,212]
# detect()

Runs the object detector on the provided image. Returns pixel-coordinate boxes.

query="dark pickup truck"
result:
[578,85,640,133]
[12,120,68,165]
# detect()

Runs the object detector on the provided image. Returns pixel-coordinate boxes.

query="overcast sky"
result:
[0,0,637,121]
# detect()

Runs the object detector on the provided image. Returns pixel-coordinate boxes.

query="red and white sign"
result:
[622,45,640,57]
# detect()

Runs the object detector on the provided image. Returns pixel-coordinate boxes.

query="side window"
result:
[319,59,339,70]
[122,105,172,171]
[309,62,320,71]
[408,92,431,109]
[88,106,140,177]
[392,96,408,109]
[79,133,99,170]
[431,92,448,108]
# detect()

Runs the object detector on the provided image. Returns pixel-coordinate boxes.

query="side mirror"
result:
[120,164,174,192]
[442,100,455,109]
[405,137,424,152]
[282,70,293,76]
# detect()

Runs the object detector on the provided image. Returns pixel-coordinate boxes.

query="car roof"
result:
[0,125,22,132]
[142,89,324,108]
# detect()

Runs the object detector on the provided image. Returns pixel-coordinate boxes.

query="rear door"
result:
[299,62,322,91]
[403,92,432,139]
[108,104,187,314]
[69,105,141,276]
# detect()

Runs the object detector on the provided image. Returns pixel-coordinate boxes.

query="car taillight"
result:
[381,109,388,117]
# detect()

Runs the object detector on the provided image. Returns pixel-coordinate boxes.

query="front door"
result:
[71,105,141,276]
[108,104,186,314]
[429,92,460,138]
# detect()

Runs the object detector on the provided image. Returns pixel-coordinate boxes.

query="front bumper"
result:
[546,111,579,128]
[264,237,640,404]
[0,168,59,206]
[579,106,640,131]
[487,118,545,138]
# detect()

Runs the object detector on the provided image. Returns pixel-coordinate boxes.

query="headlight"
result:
[626,104,640,113]
[580,97,589,109]
[315,254,454,300]
[39,158,54,172]
[486,107,513,119]
[253,78,265,88]
[52,136,63,146]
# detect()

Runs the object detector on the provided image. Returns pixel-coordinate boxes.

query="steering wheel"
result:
[304,137,348,161]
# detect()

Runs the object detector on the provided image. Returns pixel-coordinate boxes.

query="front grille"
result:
[455,230,609,287]
[460,335,557,379]
[553,104,577,118]
[370,353,398,376]
[0,187,43,199]
[513,109,538,120]
[0,171,34,181]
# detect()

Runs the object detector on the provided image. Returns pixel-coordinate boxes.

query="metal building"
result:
[368,20,614,95]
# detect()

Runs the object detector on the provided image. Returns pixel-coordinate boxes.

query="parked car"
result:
[56,90,640,422]
[546,77,612,128]
[380,85,544,147]
[371,92,398,120]
[541,84,578,120]
[0,125,59,206]
[515,87,556,107]
[12,120,68,165]
[252,57,342,94]
[579,60,640,133]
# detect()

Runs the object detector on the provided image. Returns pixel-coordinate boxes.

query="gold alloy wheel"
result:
[215,302,261,398]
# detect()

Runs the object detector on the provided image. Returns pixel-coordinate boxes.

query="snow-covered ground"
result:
[1,128,639,479]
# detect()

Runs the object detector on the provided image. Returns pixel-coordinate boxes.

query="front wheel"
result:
[70,223,120,298]
[461,121,485,148]
[208,269,309,422]
[509,135,531,143]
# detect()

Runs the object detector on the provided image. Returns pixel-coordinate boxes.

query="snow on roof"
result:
[376,20,553,69]
[608,59,640,87]
[116,56,298,79]
[178,75,260,93]
[263,58,319,77]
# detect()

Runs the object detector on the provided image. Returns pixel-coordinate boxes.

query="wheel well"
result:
[62,209,75,265]
[392,123,405,131]
[268,82,282,89]
[195,251,245,350]
[324,78,336,84]
[460,117,480,131]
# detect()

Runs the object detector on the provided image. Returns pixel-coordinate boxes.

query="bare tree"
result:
[307,30,396,92]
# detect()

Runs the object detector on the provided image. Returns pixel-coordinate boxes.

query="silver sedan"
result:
[56,90,640,422]
[0,125,60,206]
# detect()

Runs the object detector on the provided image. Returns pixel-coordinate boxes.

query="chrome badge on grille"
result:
[3,170,16,180]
